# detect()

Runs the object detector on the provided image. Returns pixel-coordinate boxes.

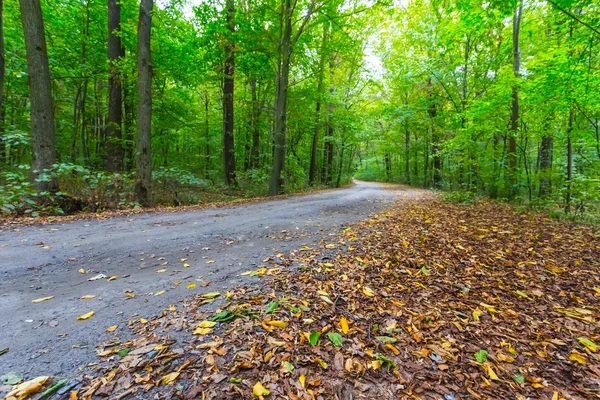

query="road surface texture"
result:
[0,181,418,382]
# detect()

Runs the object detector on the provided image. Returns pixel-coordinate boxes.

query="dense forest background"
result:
[0,0,599,222]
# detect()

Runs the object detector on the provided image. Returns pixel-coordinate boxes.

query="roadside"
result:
[0,181,424,389]
[57,195,600,399]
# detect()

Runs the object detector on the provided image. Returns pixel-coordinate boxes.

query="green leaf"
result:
[230,377,242,383]
[119,348,130,357]
[0,373,23,385]
[512,374,525,384]
[578,337,597,351]
[375,335,397,343]
[327,332,343,347]
[421,266,429,275]
[202,291,221,299]
[265,301,279,314]
[282,361,294,373]
[309,331,321,346]
[474,349,488,363]
[516,290,530,299]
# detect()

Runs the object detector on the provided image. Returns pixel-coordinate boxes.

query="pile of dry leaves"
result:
[34,198,600,399]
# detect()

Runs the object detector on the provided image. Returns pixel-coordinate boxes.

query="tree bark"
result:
[134,0,153,206]
[565,108,574,213]
[269,0,293,196]
[222,0,236,186]
[204,90,210,178]
[249,79,260,169]
[19,0,58,191]
[107,0,125,171]
[538,115,553,197]
[508,2,523,199]
[0,0,5,165]
[309,24,327,185]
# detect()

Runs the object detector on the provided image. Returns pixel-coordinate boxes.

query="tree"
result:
[19,0,58,192]
[0,0,5,165]
[222,0,236,186]
[508,1,523,199]
[135,0,153,206]
[106,0,125,172]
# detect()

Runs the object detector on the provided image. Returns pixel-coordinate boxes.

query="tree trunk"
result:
[222,0,236,186]
[309,25,327,185]
[134,0,153,206]
[384,152,391,182]
[268,0,292,196]
[249,79,260,169]
[0,0,5,166]
[335,140,345,188]
[204,90,210,178]
[19,0,58,191]
[123,72,134,171]
[538,115,553,197]
[404,103,410,184]
[565,108,574,213]
[508,2,523,199]
[106,0,125,171]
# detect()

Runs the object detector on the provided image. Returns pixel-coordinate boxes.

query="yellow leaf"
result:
[106,325,118,333]
[180,258,187,262]
[485,365,499,381]
[198,320,217,328]
[80,295,96,299]
[140,318,148,324]
[497,353,514,363]
[252,381,270,397]
[155,269,167,273]
[266,320,287,328]
[472,308,482,321]
[325,244,336,249]
[32,296,54,303]
[386,343,400,354]
[5,376,50,400]
[108,276,118,281]
[362,287,375,297]
[155,290,166,296]
[299,374,306,389]
[125,292,135,298]
[569,352,587,365]
[159,372,180,386]
[193,327,213,335]
[531,383,545,389]
[187,282,196,289]
[206,260,215,264]
[480,303,498,313]
[77,311,94,320]
[78,268,86,274]
[183,263,190,268]
[340,317,349,334]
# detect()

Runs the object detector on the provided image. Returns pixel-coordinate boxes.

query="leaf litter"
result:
[41,198,600,399]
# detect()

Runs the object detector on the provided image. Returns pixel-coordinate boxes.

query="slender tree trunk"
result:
[269,0,292,196]
[309,25,327,185]
[19,0,58,191]
[134,0,153,206]
[508,2,523,199]
[204,90,210,179]
[123,73,134,170]
[107,0,125,171]
[323,54,335,185]
[538,114,553,197]
[249,79,260,169]
[335,140,345,187]
[565,108,574,213]
[428,79,441,188]
[0,0,5,166]
[222,0,236,186]
[404,95,410,185]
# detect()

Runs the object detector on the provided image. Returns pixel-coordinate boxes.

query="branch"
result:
[546,0,600,36]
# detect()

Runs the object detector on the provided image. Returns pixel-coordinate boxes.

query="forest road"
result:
[0,181,422,381]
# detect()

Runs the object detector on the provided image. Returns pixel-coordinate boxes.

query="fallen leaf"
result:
[77,311,94,320]
[187,282,196,289]
[362,286,375,297]
[159,372,180,386]
[106,325,118,333]
[252,381,270,397]
[155,290,166,296]
[80,295,96,299]
[4,376,50,400]
[340,317,349,334]
[32,296,54,303]
[570,352,587,365]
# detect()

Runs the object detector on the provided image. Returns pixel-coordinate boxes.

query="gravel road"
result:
[0,181,416,381]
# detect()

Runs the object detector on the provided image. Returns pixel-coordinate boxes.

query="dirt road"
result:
[0,181,416,381]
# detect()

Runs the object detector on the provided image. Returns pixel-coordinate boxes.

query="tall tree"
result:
[19,0,58,191]
[107,0,125,171]
[269,0,315,196]
[135,0,153,206]
[0,0,5,165]
[309,24,328,186]
[222,0,236,186]
[508,1,523,199]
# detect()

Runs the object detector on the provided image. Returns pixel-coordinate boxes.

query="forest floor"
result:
[2,183,600,400]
